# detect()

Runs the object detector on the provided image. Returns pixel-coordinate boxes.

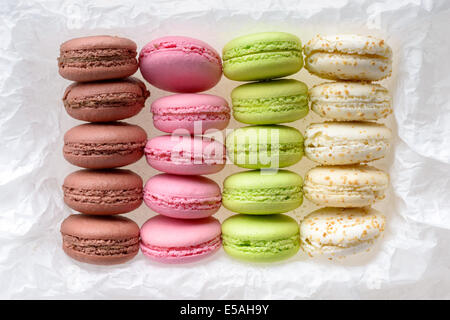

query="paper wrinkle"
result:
[1,0,450,299]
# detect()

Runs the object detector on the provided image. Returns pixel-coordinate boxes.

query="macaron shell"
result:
[144,174,221,219]
[63,122,147,169]
[144,135,226,175]
[231,79,309,124]
[304,122,391,165]
[222,170,303,214]
[151,93,230,134]
[222,32,303,81]
[139,36,222,93]
[221,214,300,262]
[140,215,222,263]
[304,165,389,207]
[63,78,150,122]
[63,169,143,215]
[59,35,138,82]
[300,207,386,257]
[309,81,392,121]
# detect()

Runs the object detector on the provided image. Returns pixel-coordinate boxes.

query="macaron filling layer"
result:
[63,187,143,204]
[144,191,221,211]
[223,40,302,61]
[59,48,137,68]
[152,105,230,121]
[144,147,225,164]
[64,141,146,156]
[64,92,146,110]
[222,234,300,254]
[62,234,139,256]
[223,186,302,202]
[139,41,221,65]
[140,235,221,259]
[232,94,308,113]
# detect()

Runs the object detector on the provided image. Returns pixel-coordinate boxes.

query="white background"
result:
[1,0,449,299]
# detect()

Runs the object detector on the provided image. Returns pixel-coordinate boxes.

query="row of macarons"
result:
[61,205,385,265]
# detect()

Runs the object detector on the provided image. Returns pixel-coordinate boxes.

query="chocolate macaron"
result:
[63,169,143,215]
[60,214,140,265]
[58,35,138,82]
[63,122,147,169]
[63,77,150,122]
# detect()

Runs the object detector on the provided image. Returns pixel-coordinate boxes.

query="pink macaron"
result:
[144,173,221,219]
[140,215,222,263]
[151,93,230,134]
[144,135,226,175]
[139,36,222,93]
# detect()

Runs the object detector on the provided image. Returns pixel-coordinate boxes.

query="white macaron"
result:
[303,165,389,207]
[300,207,386,257]
[309,81,392,121]
[305,121,391,165]
[304,34,392,81]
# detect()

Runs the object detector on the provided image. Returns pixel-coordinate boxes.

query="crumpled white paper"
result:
[1,0,450,299]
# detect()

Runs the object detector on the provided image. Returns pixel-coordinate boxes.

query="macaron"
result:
[222,169,303,214]
[151,93,230,134]
[309,81,392,121]
[222,32,303,81]
[144,135,225,175]
[63,122,147,169]
[60,214,140,265]
[231,79,309,125]
[304,34,392,81]
[63,77,150,122]
[139,36,222,93]
[63,169,143,215]
[221,214,300,263]
[140,215,221,264]
[58,35,138,82]
[300,207,386,258]
[226,125,304,169]
[304,122,391,165]
[143,173,221,219]
[304,165,389,207]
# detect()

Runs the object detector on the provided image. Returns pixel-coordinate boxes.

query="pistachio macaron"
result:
[304,122,391,165]
[309,81,392,121]
[231,79,309,125]
[222,214,300,263]
[300,207,386,258]
[303,165,389,207]
[222,32,303,81]
[304,34,392,81]
[222,169,303,214]
[226,125,304,169]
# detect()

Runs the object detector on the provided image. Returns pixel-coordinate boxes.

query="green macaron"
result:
[222,214,300,263]
[222,32,303,81]
[222,169,303,214]
[231,79,309,124]
[226,125,304,169]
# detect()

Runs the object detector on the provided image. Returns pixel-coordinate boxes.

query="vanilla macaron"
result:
[300,207,386,258]
[303,165,389,207]
[304,34,392,81]
[305,122,391,165]
[310,82,392,121]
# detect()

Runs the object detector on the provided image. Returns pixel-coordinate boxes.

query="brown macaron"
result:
[60,214,140,265]
[63,77,150,122]
[63,122,147,169]
[63,169,143,215]
[58,35,138,82]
